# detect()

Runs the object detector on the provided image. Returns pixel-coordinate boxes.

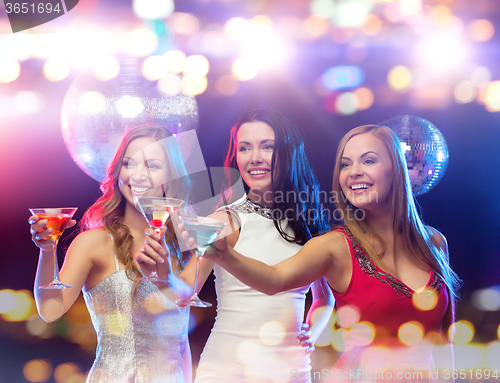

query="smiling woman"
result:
[28,124,193,383]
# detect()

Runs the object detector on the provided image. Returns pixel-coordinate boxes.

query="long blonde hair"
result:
[332,125,461,331]
[80,125,191,281]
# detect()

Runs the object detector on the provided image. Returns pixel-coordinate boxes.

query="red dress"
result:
[324,228,449,383]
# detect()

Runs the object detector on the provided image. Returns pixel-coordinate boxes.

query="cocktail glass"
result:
[176,215,227,308]
[135,196,184,283]
[29,207,78,289]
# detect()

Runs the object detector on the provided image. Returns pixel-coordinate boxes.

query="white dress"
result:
[195,196,312,383]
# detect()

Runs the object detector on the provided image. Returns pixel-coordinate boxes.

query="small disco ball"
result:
[61,57,199,182]
[380,115,449,196]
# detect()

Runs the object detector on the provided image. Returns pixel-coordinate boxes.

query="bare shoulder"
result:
[69,228,112,257]
[426,226,448,251]
[305,230,349,259]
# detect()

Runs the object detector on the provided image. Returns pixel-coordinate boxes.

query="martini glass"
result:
[176,215,227,308]
[135,196,184,283]
[29,207,78,289]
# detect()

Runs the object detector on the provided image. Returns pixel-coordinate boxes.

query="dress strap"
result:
[109,234,120,272]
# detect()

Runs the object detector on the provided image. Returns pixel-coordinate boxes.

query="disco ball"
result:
[380,115,449,196]
[61,57,199,182]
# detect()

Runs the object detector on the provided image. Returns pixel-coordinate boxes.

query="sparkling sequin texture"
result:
[83,258,189,383]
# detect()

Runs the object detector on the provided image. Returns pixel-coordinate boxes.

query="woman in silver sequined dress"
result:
[29,125,193,383]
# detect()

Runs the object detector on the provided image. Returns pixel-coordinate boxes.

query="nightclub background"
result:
[1,0,500,382]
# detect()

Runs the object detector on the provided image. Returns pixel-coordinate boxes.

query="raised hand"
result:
[29,215,77,250]
[135,228,171,281]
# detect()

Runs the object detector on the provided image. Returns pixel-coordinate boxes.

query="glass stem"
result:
[193,249,202,297]
[53,243,61,283]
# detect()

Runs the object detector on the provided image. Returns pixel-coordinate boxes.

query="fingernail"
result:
[159,257,165,263]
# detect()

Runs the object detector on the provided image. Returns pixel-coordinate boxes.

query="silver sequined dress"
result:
[83,241,190,383]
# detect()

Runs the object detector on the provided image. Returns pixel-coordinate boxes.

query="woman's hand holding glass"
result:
[135,228,171,281]
[29,215,77,250]
[177,223,230,265]
[297,323,315,354]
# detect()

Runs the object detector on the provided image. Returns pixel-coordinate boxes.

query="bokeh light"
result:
[321,66,365,91]
[398,321,424,346]
[106,312,130,336]
[115,95,145,118]
[232,57,259,81]
[43,57,70,82]
[450,320,475,345]
[163,50,186,74]
[483,81,500,112]
[387,65,411,91]
[258,321,285,346]
[80,91,106,116]
[167,12,200,35]
[454,81,476,104]
[125,29,159,57]
[415,32,468,73]
[215,74,239,97]
[183,55,209,78]
[336,305,360,328]
[26,314,55,338]
[133,0,174,20]
[352,87,374,110]
[412,288,438,311]
[142,55,169,81]
[23,359,52,383]
[466,19,495,42]
[158,73,183,96]
[0,57,21,83]
[54,363,81,383]
[93,56,120,81]
[350,321,375,347]
[335,92,359,115]
[471,287,500,311]
[0,289,35,321]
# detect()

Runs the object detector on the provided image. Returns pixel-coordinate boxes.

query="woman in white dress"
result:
[138,108,335,383]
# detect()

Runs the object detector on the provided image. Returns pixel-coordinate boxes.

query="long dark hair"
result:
[224,108,330,245]
[80,124,191,281]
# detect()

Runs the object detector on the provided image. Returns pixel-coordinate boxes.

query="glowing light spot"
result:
[453,344,484,369]
[472,287,500,311]
[26,314,54,338]
[398,321,424,346]
[2,290,35,321]
[54,363,80,383]
[143,292,165,314]
[215,75,239,96]
[302,15,329,37]
[93,56,120,81]
[430,5,454,27]
[331,328,347,351]
[350,321,375,347]
[387,65,411,91]
[225,17,250,42]
[352,87,374,110]
[361,14,383,36]
[183,55,209,78]
[202,31,230,56]
[80,91,105,116]
[399,0,421,17]
[14,91,43,114]
[133,0,174,20]
[43,57,69,82]
[163,50,186,74]
[116,95,144,118]
[0,289,16,313]
[337,305,360,328]
[167,12,200,35]
[232,57,259,81]
[450,320,474,345]
[454,81,476,104]
[315,325,335,347]
[158,73,182,96]
[310,0,336,19]
[415,33,468,73]
[322,66,364,91]
[483,81,500,112]
[23,359,52,383]
[467,19,495,42]
[259,321,285,346]
[0,57,21,83]
[335,92,359,115]
[412,287,438,311]
[106,312,130,336]
[142,55,168,81]
[181,76,207,95]
[40,299,64,322]
[154,312,186,337]
[125,29,158,57]
[332,0,373,28]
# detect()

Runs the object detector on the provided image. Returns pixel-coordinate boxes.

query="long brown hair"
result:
[332,125,461,331]
[80,125,191,281]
